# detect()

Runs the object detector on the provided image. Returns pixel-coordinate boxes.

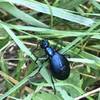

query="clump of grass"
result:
[0,0,100,100]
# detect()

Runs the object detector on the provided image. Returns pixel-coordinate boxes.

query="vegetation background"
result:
[0,0,100,100]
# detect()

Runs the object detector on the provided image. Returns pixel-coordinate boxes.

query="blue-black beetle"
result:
[40,40,70,80]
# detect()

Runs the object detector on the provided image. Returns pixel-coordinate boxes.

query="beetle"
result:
[40,39,70,80]
[39,40,70,93]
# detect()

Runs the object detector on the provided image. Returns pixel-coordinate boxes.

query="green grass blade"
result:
[0,68,39,100]
[9,0,94,26]
[0,2,48,27]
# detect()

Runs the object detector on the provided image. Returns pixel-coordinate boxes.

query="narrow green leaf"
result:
[91,0,100,10]
[9,0,94,26]
[0,2,48,27]
[0,22,36,61]
[57,87,74,100]
[0,23,100,38]
[0,69,39,100]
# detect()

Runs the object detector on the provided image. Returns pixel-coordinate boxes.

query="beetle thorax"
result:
[46,47,55,57]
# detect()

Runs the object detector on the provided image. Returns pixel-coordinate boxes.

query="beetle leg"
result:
[30,41,39,52]
[36,65,43,74]
[35,57,49,74]
[51,75,56,94]
[35,55,48,63]
[29,65,44,83]
[65,54,70,58]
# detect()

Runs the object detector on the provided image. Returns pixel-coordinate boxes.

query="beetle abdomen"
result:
[50,53,70,80]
